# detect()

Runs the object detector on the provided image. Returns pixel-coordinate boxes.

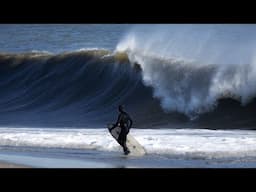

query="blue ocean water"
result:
[0,24,131,53]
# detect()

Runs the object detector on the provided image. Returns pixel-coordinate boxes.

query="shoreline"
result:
[0,160,31,168]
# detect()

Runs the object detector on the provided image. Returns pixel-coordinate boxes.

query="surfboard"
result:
[107,124,146,156]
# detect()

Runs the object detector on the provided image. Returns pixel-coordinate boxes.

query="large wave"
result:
[1,25,256,129]
[0,49,183,128]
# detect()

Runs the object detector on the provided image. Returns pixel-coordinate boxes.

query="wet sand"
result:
[0,161,30,168]
[1,147,256,168]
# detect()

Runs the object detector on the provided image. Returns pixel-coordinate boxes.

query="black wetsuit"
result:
[115,111,133,153]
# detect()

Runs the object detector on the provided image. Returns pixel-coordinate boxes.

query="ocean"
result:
[0,24,256,168]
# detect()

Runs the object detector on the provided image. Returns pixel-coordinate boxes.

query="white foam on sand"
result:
[0,127,255,159]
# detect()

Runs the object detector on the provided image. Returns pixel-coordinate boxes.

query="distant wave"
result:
[0,49,256,129]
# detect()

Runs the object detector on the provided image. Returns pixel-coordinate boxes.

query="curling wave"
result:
[0,48,256,129]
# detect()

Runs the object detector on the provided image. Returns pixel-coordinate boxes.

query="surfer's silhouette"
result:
[114,105,133,155]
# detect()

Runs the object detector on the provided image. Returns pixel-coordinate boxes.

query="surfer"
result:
[114,105,133,155]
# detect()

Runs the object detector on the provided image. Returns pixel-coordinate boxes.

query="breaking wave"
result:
[1,45,256,129]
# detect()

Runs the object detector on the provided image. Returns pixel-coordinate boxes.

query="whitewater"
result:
[0,127,255,168]
[0,128,255,159]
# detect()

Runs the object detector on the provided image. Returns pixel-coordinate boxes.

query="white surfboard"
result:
[107,124,146,156]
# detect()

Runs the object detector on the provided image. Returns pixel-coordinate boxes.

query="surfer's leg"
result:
[120,127,130,154]
[123,131,130,154]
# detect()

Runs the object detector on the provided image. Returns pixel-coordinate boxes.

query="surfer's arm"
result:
[128,115,133,129]
[130,118,133,128]
[129,118,133,128]
[114,114,121,127]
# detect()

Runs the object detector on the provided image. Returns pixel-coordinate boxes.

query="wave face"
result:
[0,50,152,127]
[0,50,182,128]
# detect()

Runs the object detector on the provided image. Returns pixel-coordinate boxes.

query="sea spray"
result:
[116,24,256,118]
